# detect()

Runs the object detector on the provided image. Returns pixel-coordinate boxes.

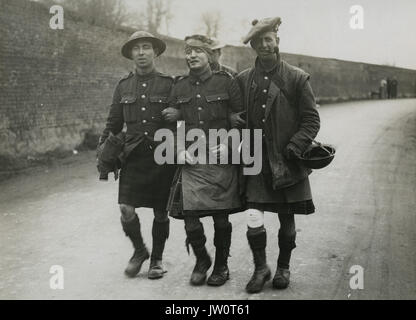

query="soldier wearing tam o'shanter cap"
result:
[233,17,321,293]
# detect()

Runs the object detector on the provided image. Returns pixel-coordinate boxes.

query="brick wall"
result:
[221,47,416,102]
[1,0,416,173]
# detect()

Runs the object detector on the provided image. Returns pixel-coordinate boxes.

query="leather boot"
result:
[207,223,232,286]
[273,267,291,289]
[245,227,271,293]
[121,216,149,278]
[148,219,169,279]
[273,232,296,289]
[186,224,212,286]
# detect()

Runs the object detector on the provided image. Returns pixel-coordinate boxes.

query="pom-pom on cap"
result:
[242,17,282,44]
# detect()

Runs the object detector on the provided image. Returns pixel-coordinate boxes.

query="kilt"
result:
[245,148,315,215]
[118,141,176,210]
[246,200,315,215]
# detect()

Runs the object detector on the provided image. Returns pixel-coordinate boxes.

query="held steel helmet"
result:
[299,140,336,169]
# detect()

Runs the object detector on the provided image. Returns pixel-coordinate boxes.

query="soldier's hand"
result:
[284,143,301,160]
[162,107,181,122]
[229,111,246,128]
[178,150,196,165]
[210,143,228,162]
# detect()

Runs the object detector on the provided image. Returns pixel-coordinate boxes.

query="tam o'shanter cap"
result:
[242,17,282,45]
[121,30,166,59]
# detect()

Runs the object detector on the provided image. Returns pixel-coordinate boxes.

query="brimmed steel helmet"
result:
[121,31,166,59]
[299,141,336,169]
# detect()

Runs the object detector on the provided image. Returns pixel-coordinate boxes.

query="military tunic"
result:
[211,61,238,78]
[238,56,317,215]
[168,68,244,217]
[100,70,176,209]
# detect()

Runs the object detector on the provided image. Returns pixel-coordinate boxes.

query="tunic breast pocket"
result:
[205,93,229,120]
[175,96,194,123]
[149,96,169,121]
[120,94,138,123]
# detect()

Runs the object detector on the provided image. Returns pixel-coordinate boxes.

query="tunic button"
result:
[264,76,269,80]
[142,119,147,123]
[199,120,204,124]
[196,81,200,85]
[142,83,147,87]
[144,131,148,135]
[262,104,266,109]
[262,118,266,123]
[263,89,267,93]
[141,94,146,98]
[196,94,201,98]
[125,100,128,103]
[198,107,202,111]
[141,107,146,111]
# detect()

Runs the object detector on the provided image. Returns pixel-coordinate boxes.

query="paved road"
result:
[1,99,415,300]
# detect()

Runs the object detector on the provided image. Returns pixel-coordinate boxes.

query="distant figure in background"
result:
[391,77,398,98]
[386,77,392,99]
[379,78,387,99]
[209,38,238,77]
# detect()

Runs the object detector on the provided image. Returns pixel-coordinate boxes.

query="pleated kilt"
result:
[118,141,176,210]
[246,200,315,215]
[245,147,315,215]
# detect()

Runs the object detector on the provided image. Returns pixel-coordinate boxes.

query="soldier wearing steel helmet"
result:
[232,17,321,293]
[98,31,179,280]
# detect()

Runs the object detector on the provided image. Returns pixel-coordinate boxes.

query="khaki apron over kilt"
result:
[167,163,242,219]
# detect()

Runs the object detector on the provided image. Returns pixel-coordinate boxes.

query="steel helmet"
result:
[299,141,336,169]
[121,31,166,59]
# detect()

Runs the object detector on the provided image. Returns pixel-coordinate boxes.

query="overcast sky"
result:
[124,0,416,70]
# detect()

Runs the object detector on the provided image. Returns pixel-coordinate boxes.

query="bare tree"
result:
[201,10,222,38]
[40,0,173,33]
[125,0,173,34]
[146,0,172,34]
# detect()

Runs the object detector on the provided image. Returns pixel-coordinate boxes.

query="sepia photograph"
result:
[0,0,415,306]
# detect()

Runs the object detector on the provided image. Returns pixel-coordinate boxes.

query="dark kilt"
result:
[246,201,315,215]
[245,144,315,215]
[118,142,176,210]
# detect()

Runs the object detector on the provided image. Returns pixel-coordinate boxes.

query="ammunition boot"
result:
[186,224,212,286]
[148,219,170,279]
[245,227,271,293]
[272,267,290,289]
[207,223,232,286]
[121,215,149,278]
